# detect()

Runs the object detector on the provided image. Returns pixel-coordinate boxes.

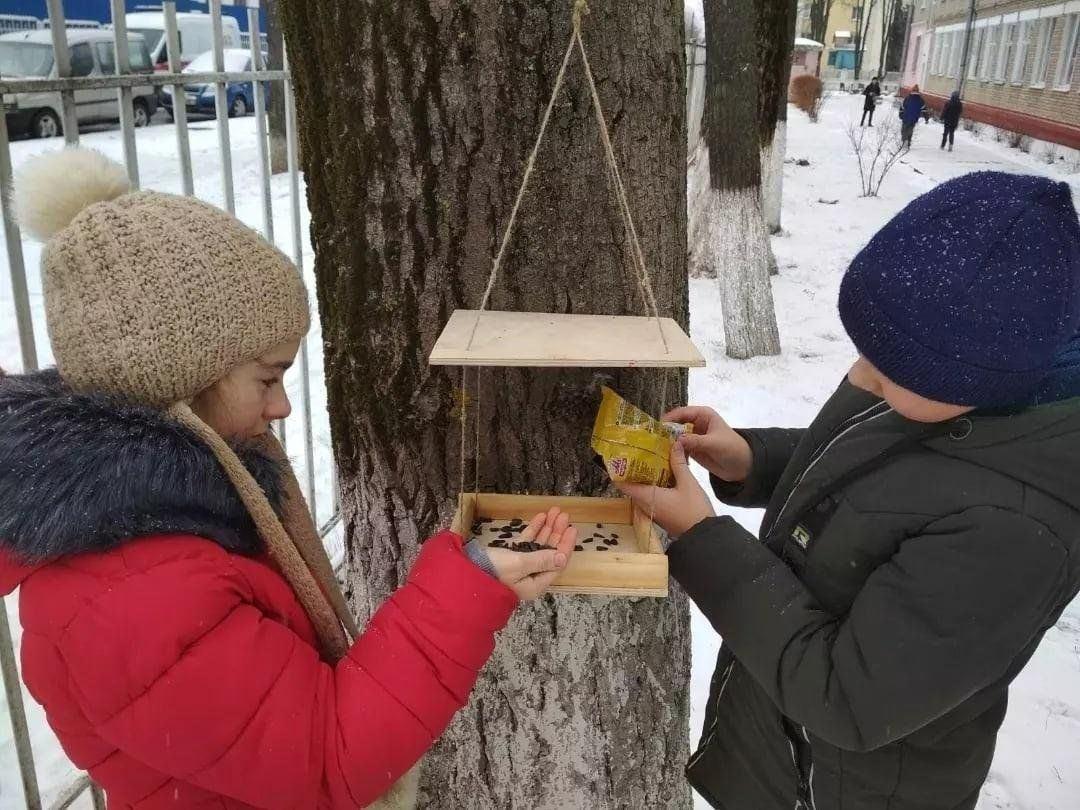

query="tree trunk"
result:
[279,2,692,808]
[265,0,288,174]
[809,0,835,47]
[704,0,781,359]
[758,0,796,237]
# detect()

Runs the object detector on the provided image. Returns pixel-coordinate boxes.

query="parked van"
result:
[0,28,158,139]
[125,11,241,70]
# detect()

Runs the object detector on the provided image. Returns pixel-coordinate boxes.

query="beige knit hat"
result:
[16,148,310,406]
[14,148,357,660]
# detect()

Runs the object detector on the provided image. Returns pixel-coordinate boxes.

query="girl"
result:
[0,148,577,809]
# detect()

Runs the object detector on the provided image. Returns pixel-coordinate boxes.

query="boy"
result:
[617,172,1080,809]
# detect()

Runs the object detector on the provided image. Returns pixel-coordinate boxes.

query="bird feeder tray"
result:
[452,492,668,597]
[429,309,705,368]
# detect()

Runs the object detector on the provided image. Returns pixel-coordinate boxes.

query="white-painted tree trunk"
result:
[687,138,714,278]
[705,187,782,359]
[761,119,786,234]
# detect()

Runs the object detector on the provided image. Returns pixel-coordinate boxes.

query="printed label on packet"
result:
[590,386,692,488]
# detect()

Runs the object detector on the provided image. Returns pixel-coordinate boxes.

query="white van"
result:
[0,29,158,139]
[125,11,241,70]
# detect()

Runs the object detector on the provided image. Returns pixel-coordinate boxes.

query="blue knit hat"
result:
[839,172,1080,406]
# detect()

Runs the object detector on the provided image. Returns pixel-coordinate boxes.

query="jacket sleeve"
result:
[709,428,805,509]
[57,531,517,808]
[668,506,1068,752]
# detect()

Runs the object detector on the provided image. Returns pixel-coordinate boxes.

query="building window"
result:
[1031,17,1056,87]
[951,31,964,77]
[995,21,1016,83]
[968,27,983,79]
[981,24,999,81]
[939,32,952,75]
[1012,20,1032,84]
[1054,13,1080,89]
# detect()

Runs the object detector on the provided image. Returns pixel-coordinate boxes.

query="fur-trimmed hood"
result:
[0,369,283,591]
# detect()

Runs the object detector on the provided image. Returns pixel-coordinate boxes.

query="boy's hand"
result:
[664,405,753,484]
[486,508,578,600]
[611,441,715,538]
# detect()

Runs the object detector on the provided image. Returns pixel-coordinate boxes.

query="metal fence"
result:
[0,1,337,806]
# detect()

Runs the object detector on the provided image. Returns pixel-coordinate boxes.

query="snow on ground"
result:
[0,94,1077,808]
[688,93,1080,810]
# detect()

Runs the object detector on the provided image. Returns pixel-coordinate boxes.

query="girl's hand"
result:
[611,440,715,538]
[487,508,578,600]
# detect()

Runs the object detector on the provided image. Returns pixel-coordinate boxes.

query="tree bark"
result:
[279,2,692,807]
[704,0,781,358]
[265,0,288,174]
[758,0,796,236]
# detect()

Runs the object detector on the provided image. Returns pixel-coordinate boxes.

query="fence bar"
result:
[209,0,236,214]
[164,3,194,196]
[0,609,41,809]
[109,0,140,189]
[44,0,78,145]
[0,114,37,373]
[48,774,90,810]
[284,46,317,519]
[249,8,274,243]
[89,784,106,809]
[0,71,290,95]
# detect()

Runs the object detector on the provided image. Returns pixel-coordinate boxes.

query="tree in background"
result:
[885,1,912,73]
[853,0,879,80]
[757,0,798,235]
[279,1,693,805]
[809,0,836,47]
[703,0,781,358]
[264,0,287,173]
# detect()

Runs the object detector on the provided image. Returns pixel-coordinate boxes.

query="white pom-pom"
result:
[13,148,131,242]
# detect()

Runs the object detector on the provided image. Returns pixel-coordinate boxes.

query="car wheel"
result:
[31,109,61,139]
[133,99,150,128]
[230,95,248,118]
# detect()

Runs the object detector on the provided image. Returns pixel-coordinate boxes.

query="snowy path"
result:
[0,95,1077,808]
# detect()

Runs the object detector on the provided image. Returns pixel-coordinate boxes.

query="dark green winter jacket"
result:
[671,379,1080,810]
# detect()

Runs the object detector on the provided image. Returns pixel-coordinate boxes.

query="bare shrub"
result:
[847,117,906,198]
[791,74,824,118]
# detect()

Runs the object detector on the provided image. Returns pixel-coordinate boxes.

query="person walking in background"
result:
[861,76,882,126]
[941,91,963,151]
[900,85,926,149]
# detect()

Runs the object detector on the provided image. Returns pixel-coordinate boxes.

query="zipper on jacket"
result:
[768,402,893,536]
[688,660,735,770]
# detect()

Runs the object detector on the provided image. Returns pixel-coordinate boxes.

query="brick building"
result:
[901,0,1080,148]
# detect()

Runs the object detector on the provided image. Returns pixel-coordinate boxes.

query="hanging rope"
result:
[465,0,668,353]
[458,1,674,538]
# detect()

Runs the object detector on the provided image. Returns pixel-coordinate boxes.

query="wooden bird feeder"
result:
[433,0,705,596]
[433,308,704,598]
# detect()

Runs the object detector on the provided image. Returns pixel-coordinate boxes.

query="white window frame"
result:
[941,32,954,75]
[932,32,943,74]
[968,27,984,79]
[1054,13,1080,89]
[1012,20,1032,84]
[1031,17,1056,87]
[995,21,1016,82]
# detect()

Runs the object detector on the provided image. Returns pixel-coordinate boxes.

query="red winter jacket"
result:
[0,372,518,808]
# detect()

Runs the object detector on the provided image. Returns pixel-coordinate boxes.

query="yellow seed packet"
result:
[591,386,692,488]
